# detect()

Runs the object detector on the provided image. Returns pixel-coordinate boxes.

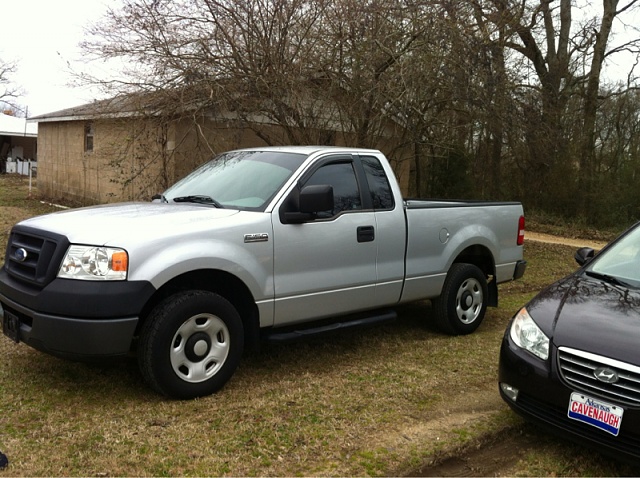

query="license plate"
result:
[2,309,20,343]
[568,392,623,436]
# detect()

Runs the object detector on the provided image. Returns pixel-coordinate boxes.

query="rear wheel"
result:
[433,263,488,335]
[138,290,244,399]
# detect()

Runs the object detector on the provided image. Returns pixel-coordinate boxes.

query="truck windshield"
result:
[164,150,308,211]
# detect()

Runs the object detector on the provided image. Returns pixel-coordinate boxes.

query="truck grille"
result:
[558,347,640,407]
[4,226,68,288]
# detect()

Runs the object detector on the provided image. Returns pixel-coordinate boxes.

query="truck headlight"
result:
[510,307,549,360]
[58,245,128,281]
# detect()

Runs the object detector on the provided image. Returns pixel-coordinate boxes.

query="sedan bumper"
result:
[499,328,640,465]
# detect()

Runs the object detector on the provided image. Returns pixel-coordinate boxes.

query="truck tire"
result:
[138,290,244,399]
[433,263,488,335]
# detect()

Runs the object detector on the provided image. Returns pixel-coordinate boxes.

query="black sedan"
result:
[499,223,640,464]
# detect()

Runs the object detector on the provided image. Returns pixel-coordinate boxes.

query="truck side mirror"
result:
[575,247,595,266]
[282,184,334,223]
[299,184,334,213]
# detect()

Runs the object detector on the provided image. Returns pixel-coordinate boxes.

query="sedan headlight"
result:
[58,245,128,281]
[510,307,549,360]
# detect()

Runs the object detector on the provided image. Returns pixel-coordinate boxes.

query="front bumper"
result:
[498,328,640,464]
[0,268,156,359]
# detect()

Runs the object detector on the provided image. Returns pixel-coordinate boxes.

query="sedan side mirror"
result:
[575,247,595,266]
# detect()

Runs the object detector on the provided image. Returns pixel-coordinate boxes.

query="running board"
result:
[263,310,397,343]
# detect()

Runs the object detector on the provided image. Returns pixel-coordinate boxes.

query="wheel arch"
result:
[136,269,260,350]
[452,244,498,307]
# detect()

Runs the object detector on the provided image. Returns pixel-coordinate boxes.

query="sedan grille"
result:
[558,347,640,407]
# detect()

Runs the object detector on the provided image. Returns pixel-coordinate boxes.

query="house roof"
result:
[0,113,37,137]
[27,96,152,123]
[27,91,205,124]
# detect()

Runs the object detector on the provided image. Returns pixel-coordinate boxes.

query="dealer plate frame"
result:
[568,392,623,436]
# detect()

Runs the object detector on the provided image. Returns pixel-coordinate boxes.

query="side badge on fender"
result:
[244,233,269,243]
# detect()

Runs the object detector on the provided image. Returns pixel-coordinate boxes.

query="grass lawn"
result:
[0,175,637,475]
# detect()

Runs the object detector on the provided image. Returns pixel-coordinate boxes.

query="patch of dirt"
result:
[413,429,537,476]
[527,231,607,250]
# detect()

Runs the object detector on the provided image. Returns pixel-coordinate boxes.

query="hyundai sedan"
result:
[499,223,640,464]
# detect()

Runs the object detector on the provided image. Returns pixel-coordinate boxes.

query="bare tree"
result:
[578,0,640,206]
[463,0,640,211]
[0,57,23,114]
[81,0,345,143]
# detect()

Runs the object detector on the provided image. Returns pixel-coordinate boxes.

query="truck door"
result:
[272,155,378,325]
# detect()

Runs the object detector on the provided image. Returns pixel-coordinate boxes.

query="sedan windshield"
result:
[587,224,640,288]
[164,150,308,211]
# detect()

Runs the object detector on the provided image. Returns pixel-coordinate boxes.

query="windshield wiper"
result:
[585,270,632,288]
[172,195,224,208]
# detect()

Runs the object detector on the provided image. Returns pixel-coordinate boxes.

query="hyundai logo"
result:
[14,248,28,263]
[594,367,619,384]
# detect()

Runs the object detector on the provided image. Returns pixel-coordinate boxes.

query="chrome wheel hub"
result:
[455,278,483,324]
[170,313,230,383]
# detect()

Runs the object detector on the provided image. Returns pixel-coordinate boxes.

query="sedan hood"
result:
[18,202,240,245]
[529,274,640,365]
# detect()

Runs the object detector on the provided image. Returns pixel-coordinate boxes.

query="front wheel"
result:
[138,291,244,399]
[433,263,488,335]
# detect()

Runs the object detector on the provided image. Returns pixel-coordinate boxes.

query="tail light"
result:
[517,216,525,246]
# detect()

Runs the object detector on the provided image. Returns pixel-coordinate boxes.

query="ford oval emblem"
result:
[594,367,619,384]
[14,248,28,263]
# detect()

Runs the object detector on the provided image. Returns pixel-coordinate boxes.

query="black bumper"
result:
[0,268,156,359]
[499,328,640,465]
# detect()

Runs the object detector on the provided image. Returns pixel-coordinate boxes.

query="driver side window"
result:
[305,162,362,218]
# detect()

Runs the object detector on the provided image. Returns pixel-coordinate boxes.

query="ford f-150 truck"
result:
[1,146,526,398]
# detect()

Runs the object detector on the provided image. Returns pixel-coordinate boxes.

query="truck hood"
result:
[528,274,640,366]
[19,202,240,245]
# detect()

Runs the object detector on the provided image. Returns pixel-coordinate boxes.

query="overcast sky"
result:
[0,0,112,117]
[1,1,638,118]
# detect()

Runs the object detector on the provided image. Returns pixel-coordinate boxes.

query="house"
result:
[0,113,37,174]
[28,94,411,204]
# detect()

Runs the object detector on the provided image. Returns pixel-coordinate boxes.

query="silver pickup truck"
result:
[1,146,526,398]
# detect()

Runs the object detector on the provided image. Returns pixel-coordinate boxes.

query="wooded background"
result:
[67,0,640,227]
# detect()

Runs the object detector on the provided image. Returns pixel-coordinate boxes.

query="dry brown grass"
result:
[1,308,518,476]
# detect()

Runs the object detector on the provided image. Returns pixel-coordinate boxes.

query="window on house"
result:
[84,122,94,152]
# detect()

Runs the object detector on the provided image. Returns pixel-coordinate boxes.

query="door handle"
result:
[357,225,375,243]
